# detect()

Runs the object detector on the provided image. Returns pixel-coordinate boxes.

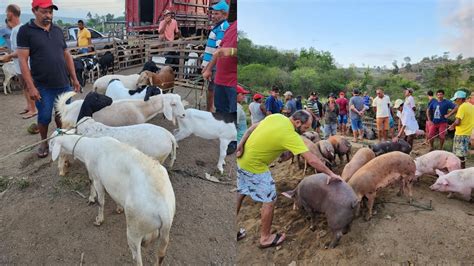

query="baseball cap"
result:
[405,87,414,94]
[210,0,229,12]
[32,0,58,10]
[253,93,263,100]
[283,91,293,97]
[163,9,173,15]
[393,99,404,109]
[451,90,467,101]
[236,85,249,94]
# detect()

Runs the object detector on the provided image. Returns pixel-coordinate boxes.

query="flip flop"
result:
[19,109,29,115]
[37,145,49,158]
[258,233,285,249]
[22,113,37,119]
[237,228,246,241]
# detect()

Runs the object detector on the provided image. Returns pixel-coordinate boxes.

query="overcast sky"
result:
[0,0,125,18]
[239,0,474,68]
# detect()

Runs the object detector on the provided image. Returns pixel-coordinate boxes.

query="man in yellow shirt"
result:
[448,90,474,168]
[77,20,91,54]
[236,110,341,248]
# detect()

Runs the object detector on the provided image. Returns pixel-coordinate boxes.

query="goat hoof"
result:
[93,217,103,226]
[115,207,124,214]
[88,198,96,205]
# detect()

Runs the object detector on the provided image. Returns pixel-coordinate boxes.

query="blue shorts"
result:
[36,86,72,125]
[214,84,237,113]
[237,167,276,203]
[338,114,348,124]
[78,48,89,54]
[351,117,363,131]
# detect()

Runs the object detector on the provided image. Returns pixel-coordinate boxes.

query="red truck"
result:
[125,0,211,36]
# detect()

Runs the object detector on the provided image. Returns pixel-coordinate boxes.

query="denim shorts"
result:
[338,114,348,124]
[237,167,277,203]
[214,84,237,113]
[36,86,72,125]
[351,117,363,131]
[324,123,337,138]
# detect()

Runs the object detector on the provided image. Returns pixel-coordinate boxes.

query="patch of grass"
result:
[58,175,90,192]
[0,176,9,192]
[18,179,30,190]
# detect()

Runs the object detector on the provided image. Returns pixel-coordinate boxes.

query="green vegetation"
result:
[0,176,9,192]
[238,32,474,101]
[18,179,30,190]
[58,175,90,192]
[56,11,125,33]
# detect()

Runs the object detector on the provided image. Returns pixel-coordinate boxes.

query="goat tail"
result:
[55,91,77,120]
[168,133,178,168]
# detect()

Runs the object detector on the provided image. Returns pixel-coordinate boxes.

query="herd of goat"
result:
[36,56,236,265]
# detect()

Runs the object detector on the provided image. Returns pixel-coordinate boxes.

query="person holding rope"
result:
[17,0,81,158]
[448,90,474,169]
[426,89,456,151]
[202,0,230,112]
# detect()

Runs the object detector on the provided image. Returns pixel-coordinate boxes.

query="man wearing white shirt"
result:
[372,88,392,141]
[1,4,37,119]
[394,88,419,147]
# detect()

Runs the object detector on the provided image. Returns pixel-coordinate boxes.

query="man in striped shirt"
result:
[202,0,230,111]
[307,92,323,133]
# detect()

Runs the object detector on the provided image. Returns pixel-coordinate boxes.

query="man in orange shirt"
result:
[158,10,180,41]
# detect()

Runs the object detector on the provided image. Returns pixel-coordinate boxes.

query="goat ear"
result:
[51,140,62,161]
[282,190,295,199]
[435,169,445,176]
[163,98,173,121]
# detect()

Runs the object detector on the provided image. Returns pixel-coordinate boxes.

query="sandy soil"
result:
[237,137,474,265]
[0,67,236,265]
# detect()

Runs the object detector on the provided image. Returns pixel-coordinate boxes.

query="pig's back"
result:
[342,148,375,181]
[349,152,415,191]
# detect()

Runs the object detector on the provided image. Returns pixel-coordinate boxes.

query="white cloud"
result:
[441,0,474,57]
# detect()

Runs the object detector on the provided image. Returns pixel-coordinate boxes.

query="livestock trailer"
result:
[126,0,210,36]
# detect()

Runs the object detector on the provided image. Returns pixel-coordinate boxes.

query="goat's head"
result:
[162,94,186,125]
[49,129,77,161]
[137,71,153,87]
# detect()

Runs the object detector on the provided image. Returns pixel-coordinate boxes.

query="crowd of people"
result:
[235,85,474,247]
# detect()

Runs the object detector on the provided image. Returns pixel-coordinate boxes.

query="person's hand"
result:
[203,68,212,81]
[448,124,455,131]
[327,173,343,184]
[392,136,399,142]
[236,144,244,158]
[28,87,41,101]
[444,114,449,119]
[72,79,81,93]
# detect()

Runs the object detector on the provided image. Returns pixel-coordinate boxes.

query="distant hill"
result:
[0,13,81,26]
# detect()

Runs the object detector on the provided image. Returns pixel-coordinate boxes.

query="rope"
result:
[71,135,86,159]
[422,128,450,145]
[0,117,91,162]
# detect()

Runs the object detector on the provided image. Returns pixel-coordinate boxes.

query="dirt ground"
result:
[0,67,236,264]
[237,137,474,265]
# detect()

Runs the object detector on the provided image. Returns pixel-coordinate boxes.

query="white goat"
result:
[2,61,16,94]
[56,117,178,176]
[105,79,162,101]
[93,74,140,94]
[174,108,236,174]
[184,52,198,79]
[49,134,175,266]
[56,91,186,128]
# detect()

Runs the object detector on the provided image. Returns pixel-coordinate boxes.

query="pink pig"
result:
[414,150,461,178]
[430,168,474,201]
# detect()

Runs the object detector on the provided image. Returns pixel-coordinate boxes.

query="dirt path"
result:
[0,67,236,264]
[237,137,474,264]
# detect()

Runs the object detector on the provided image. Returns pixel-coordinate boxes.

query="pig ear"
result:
[435,169,445,176]
[281,190,295,199]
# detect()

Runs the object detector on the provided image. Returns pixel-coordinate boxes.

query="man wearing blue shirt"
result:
[202,0,229,112]
[265,86,281,115]
[427,89,456,150]
[0,19,12,50]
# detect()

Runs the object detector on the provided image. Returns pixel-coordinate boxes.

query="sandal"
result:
[19,109,29,115]
[258,233,285,249]
[22,112,37,119]
[37,145,49,158]
[237,228,246,241]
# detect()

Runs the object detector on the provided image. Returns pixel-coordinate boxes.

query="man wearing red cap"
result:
[237,85,250,143]
[17,0,81,158]
[249,93,266,124]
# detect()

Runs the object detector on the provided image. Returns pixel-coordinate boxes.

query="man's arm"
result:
[18,48,41,100]
[448,118,461,130]
[426,107,431,123]
[64,50,81,92]
[445,105,458,118]
[236,122,259,158]
[301,151,341,183]
[158,21,166,34]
